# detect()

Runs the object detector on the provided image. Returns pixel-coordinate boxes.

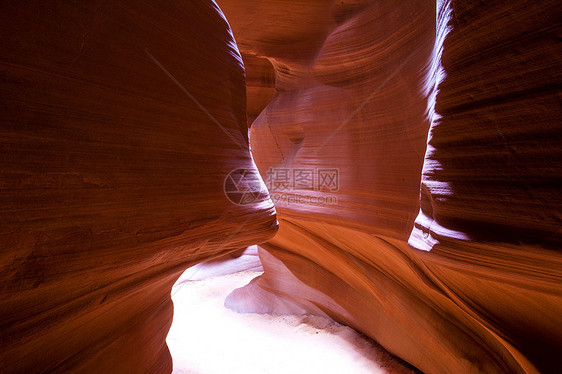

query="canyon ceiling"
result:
[1,0,561,373]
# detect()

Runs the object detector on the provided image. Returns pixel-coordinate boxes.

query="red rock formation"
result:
[219,0,562,372]
[0,1,276,372]
[243,54,275,127]
[2,0,560,372]
[409,1,562,371]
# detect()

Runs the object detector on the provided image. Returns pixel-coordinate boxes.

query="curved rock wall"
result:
[1,0,560,372]
[219,0,562,373]
[0,1,276,372]
[411,0,562,251]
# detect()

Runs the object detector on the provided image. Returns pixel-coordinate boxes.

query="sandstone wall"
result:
[219,0,562,372]
[0,1,277,372]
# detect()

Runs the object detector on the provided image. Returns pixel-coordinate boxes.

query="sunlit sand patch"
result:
[167,271,418,374]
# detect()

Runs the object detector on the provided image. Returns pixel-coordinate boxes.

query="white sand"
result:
[167,271,417,374]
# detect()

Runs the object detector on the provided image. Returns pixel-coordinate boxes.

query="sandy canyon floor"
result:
[167,271,419,374]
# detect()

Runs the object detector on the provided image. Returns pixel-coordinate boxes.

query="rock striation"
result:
[1,0,561,372]
[219,0,562,372]
[0,1,276,372]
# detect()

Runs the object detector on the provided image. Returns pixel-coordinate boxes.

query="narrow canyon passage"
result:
[1,0,561,373]
[215,1,562,372]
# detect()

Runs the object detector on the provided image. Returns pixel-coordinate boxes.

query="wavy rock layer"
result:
[219,0,562,373]
[0,1,276,372]
[411,0,562,252]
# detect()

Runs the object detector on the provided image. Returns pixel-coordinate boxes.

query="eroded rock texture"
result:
[0,1,276,372]
[219,0,562,373]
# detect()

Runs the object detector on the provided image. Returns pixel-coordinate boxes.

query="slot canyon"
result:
[1,0,561,373]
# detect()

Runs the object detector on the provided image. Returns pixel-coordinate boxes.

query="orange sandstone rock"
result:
[0,1,276,372]
[219,0,562,372]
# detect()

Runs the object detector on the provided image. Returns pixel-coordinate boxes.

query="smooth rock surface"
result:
[177,245,263,282]
[0,1,276,372]
[218,0,562,373]
[1,0,561,373]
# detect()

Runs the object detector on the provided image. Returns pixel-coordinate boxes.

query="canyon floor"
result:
[167,271,419,374]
